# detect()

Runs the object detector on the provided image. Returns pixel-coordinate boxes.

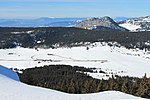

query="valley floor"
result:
[0,42,149,79]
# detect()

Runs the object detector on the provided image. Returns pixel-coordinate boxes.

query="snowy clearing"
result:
[0,43,149,79]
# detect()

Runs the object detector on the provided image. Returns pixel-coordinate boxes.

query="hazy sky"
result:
[0,0,150,18]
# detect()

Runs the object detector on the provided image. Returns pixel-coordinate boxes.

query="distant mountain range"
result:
[0,15,150,32]
[0,17,85,27]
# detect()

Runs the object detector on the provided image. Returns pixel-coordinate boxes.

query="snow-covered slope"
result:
[119,15,150,32]
[119,23,141,32]
[0,42,149,79]
[0,73,145,100]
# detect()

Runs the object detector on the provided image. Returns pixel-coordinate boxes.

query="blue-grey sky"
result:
[0,0,150,18]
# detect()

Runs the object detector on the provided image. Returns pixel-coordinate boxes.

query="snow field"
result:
[0,43,149,79]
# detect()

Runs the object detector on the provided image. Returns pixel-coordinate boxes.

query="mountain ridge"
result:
[75,16,129,31]
[1,15,150,32]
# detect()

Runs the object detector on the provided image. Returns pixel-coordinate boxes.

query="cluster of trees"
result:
[19,65,150,98]
[0,27,150,50]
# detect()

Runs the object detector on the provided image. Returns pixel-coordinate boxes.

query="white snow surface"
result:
[0,43,150,79]
[0,73,146,100]
[11,30,34,34]
[119,23,141,32]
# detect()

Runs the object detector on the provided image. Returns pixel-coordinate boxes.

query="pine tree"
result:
[136,74,150,98]
[121,82,129,93]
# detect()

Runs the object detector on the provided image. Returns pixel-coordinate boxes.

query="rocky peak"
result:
[75,16,128,31]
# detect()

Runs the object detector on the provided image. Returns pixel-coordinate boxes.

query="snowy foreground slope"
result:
[0,43,150,79]
[0,72,146,100]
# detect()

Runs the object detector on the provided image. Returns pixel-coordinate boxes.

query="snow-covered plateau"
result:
[0,42,149,79]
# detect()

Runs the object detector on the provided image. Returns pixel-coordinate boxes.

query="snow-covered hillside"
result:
[0,72,146,100]
[119,23,141,32]
[119,15,150,32]
[0,42,149,79]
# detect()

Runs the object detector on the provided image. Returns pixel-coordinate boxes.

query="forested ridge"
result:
[0,27,150,50]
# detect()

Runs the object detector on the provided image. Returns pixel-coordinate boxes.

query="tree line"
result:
[0,27,150,50]
[18,65,150,98]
